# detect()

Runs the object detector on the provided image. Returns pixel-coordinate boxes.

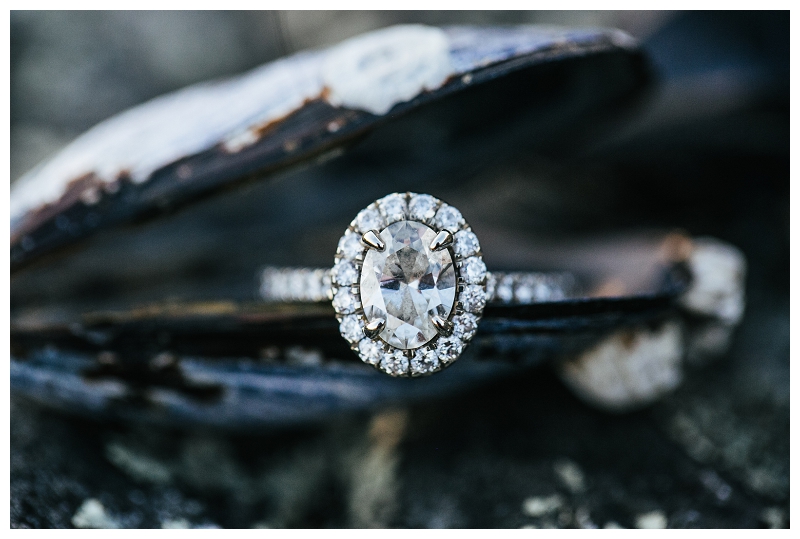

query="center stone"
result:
[360,220,457,349]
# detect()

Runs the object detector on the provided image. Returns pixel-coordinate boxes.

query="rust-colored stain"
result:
[592,278,627,298]
[225,93,338,154]
[11,172,106,244]
[320,85,332,102]
[617,329,638,350]
[659,231,694,263]
[176,163,193,180]
[82,301,241,324]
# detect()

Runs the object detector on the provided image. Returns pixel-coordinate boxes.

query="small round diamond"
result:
[377,193,407,223]
[454,229,480,258]
[452,313,479,341]
[535,280,554,301]
[358,338,384,366]
[287,272,305,299]
[321,272,332,299]
[434,204,464,232]
[305,270,324,301]
[339,315,365,344]
[410,347,440,376]
[436,336,463,364]
[267,271,288,300]
[461,284,486,313]
[408,194,437,222]
[462,257,487,284]
[338,231,364,259]
[354,205,385,233]
[379,350,409,376]
[332,287,358,313]
[515,275,536,303]
[332,260,358,285]
[485,272,497,301]
[546,281,566,301]
[496,274,514,303]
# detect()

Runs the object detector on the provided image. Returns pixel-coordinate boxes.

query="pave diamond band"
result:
[259,267,333,303]
[257,192,579,377]
[259,267,578,306]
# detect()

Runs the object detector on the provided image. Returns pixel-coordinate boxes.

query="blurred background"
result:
[10,11,788,528]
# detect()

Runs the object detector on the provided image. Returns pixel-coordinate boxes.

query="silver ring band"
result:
[259,266,580,306]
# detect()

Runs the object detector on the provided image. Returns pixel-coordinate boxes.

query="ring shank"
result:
[259,267,580,305]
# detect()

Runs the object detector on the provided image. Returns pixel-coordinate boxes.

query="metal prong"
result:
[429,230,453,251]
[362,230,385,251]
[431,315,454,336]
[364,318,386,339]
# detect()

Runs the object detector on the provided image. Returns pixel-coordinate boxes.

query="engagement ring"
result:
[260,193,578,377]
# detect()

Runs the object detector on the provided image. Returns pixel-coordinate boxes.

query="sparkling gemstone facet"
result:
[338,231,364,259]
[360,220,457,349]
[437,336,463,364]
[377,193,407,222]
[354,206,385,233]
[452,313,479,341]
[332,260,358,285]
[332,287,358,313]
[408,194,437,222]
[461,284,487,313]
[339,314,364,343]
[358,338,383,365]
[462,257,487,284]
[411,347,440,375]
[454,229,480,257]
[380,350,409,375]
[434,204,464,232]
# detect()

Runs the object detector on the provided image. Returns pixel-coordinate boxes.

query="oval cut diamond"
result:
[361,220,457,349]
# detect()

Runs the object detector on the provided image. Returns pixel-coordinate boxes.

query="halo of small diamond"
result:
[332,287,359,314]
[334,193,487,377]
[452,313,479,341]
[339,314,365,344]
[410,347,441,376]
[408,194,438,223]
[353,204,385,234]
[461,257,487,285]
[376,193,408,222]
[434,204,464,232]
[436,336,463,365]
[332,260,358,286]
[380,350,410,376]
[358,338,384,366]
[453,230,480,258]
[337,230,364,259]
[461,284,487,313]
